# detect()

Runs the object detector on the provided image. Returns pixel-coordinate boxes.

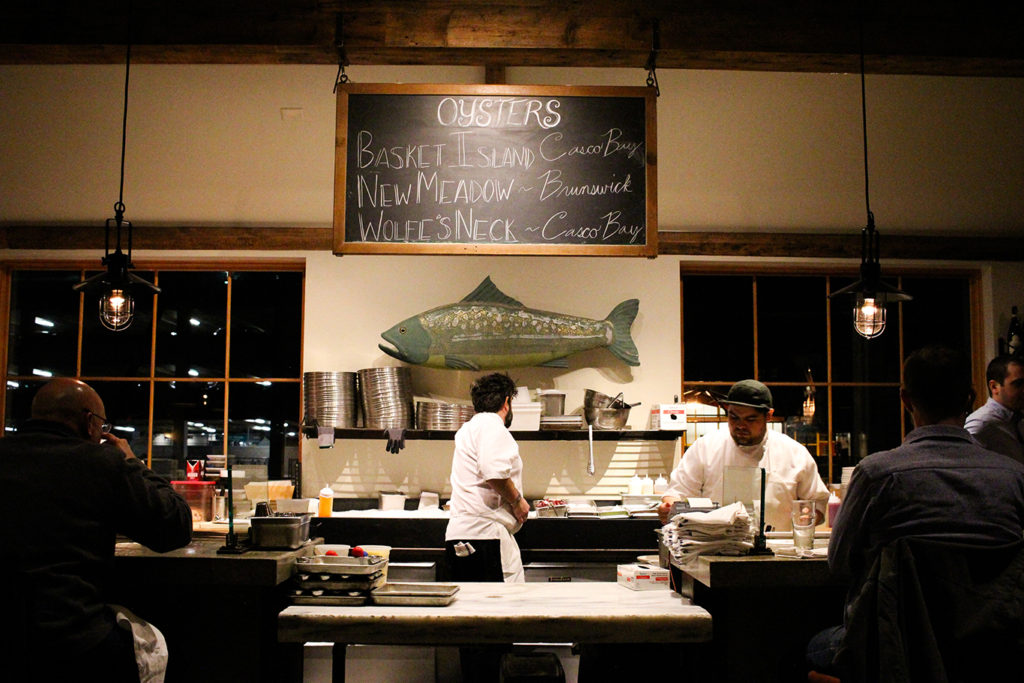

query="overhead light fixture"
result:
[802,368,816,419]
[72,42,160,331]
[829,21,910,339]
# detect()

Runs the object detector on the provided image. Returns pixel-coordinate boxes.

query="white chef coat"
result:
[664,428,829,531]
[445,411,525,582]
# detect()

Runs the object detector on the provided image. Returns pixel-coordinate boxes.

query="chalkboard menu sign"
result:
[333,83,657,256]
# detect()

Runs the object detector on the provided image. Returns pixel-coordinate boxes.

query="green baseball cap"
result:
[720,379,773,410]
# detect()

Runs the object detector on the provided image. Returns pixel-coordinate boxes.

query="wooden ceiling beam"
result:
[2,226,1022,261]
[0,1,1021,76]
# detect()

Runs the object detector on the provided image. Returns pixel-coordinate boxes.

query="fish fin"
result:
[539,357,569,368]
[445,355,480,370]
[460,276,524,307]
[606,299,641,366]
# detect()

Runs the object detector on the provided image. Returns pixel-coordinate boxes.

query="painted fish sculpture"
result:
[379,277,640,370]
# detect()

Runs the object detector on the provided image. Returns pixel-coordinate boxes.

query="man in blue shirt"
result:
[807,345,1024,678]
[965,354,1024,464]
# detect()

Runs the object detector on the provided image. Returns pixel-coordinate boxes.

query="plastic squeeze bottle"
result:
[628,474,643,495]
[318,484,334,518]
[654,474,668,495]
[641,475,654,495]
[827,491,842,527]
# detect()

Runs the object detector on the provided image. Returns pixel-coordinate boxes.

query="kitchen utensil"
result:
[295,555,387,575]
[537,390,566,417]
[371,582,460,606]
[587,425,595,475]
[593,407,630,430]
[583,389,635,426]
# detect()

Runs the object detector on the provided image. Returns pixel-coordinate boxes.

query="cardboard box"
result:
[617,563,670,590]
[658,403,687,430]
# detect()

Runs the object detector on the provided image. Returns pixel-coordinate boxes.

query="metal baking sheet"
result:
[291,593,368,606]
[295,555,387,575]
[296,572,385,591]
[370,583,460,606]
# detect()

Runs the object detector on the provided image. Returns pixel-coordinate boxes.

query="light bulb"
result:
[854,295,886,339]
[802,395,815,419]
[100,288,134,331]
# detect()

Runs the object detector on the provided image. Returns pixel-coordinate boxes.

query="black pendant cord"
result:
[859,20,872,230]
[114,42,131,258]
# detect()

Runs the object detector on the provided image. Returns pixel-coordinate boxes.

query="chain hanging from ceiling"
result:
[333,13,350,92]
[644,19,661,97]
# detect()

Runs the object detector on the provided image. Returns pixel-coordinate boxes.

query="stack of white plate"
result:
[840,466,856,497]
[540,415,585,430]
[358,367,414,429]
[303,371,358,428]
[415,399,475,430]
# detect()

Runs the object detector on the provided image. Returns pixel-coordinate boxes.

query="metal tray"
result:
[370,582,460,606]
[295,571,385,591]
[295,555,387,575]
[291,593,368,606]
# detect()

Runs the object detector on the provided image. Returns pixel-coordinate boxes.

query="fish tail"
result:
[606,299,640,366]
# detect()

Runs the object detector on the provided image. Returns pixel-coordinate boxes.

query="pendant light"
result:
[72,42,160,331]
[829,21,910,339]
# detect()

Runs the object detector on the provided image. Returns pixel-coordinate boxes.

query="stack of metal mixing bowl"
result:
[358,367,414,429]
[415,400,475,430]
[303,371,358,428]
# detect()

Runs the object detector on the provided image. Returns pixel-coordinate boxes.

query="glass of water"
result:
[791,499,816,550]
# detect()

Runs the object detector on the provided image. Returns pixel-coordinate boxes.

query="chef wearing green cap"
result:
[658,379,829,531]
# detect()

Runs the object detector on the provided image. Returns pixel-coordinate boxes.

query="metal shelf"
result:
[306,428,681,442]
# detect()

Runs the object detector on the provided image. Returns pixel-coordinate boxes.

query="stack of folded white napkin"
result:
[661,501,754,565]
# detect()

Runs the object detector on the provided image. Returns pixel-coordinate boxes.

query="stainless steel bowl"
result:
[592,407,630,430]
[584,389,630,426]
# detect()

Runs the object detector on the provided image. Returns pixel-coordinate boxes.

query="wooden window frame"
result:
[1,258,306,470]
[679,262,984,483]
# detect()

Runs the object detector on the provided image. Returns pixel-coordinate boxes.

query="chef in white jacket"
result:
[445,372,531,583]
[658,379,829,531]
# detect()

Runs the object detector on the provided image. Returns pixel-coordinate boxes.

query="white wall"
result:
[2,65,1022,235]
[2,62,1021,499]
[299,251,681,500]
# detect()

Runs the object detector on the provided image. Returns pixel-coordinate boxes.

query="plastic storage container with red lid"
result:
[171,480,216,522]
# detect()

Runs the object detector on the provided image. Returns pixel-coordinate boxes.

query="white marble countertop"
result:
[278,581,712,645]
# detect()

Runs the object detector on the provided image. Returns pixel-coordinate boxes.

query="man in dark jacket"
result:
[0,378,193,682]
[807,346,1024,680]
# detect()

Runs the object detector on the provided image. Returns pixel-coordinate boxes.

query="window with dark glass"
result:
[682,270,976,485]
[1,264,303,482]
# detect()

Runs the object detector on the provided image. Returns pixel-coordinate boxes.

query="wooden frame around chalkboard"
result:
[333,83,657,257]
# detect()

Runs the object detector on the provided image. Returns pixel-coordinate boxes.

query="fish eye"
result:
[399,326,407,334]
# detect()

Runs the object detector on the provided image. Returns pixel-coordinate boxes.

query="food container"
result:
[378,491,407,510]
[171,480,216,522]
[313,544,351,557]
[509,402,541,431]
[249,513,311,549]
[537,390,566,417]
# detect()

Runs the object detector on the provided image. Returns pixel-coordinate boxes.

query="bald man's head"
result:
[31,378,106,442]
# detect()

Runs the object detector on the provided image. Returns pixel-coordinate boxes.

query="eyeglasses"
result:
[84,410,113,434]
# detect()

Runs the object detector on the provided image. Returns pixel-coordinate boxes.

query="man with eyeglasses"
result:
[0,378,192,682]
[658,379,829,531]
